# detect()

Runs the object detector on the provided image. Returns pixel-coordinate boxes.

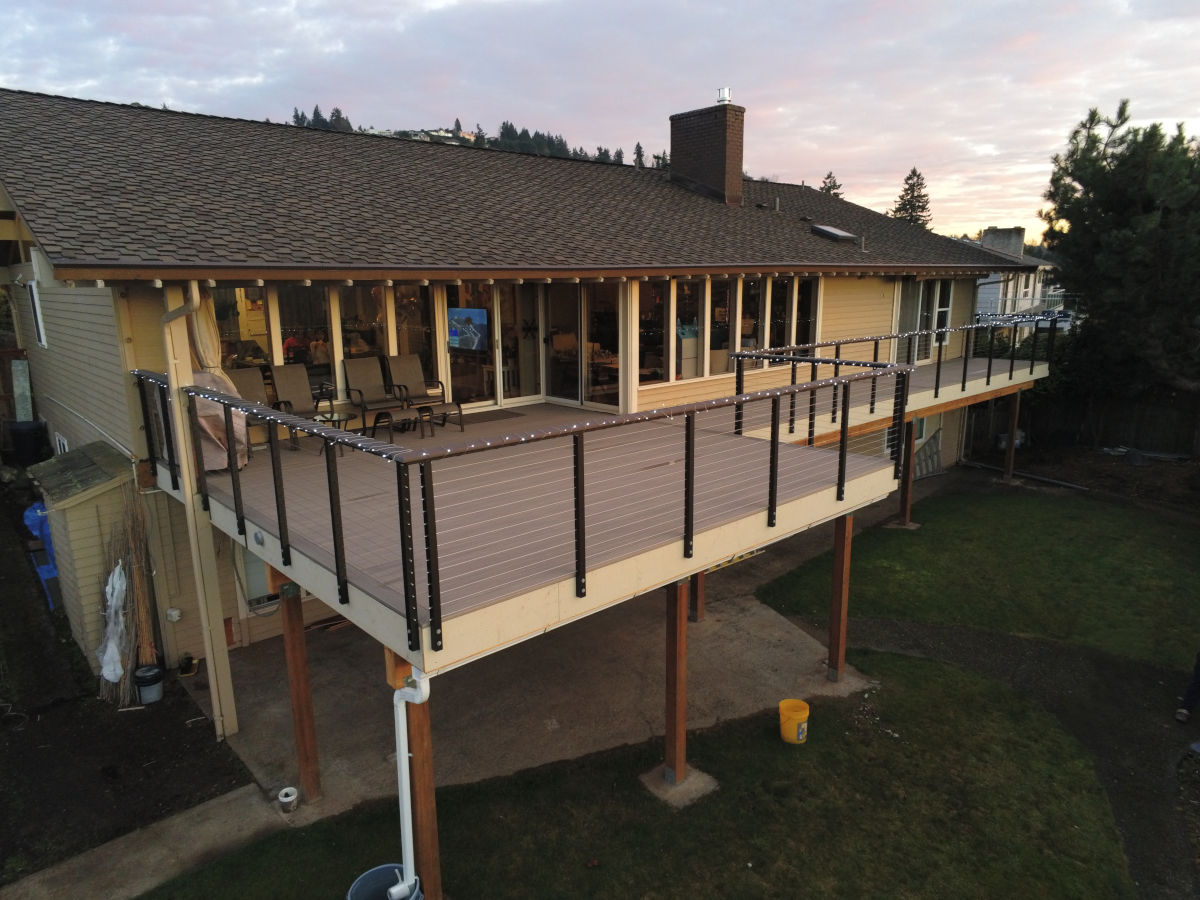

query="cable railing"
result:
[132,362,911,655]
[745,312,1067,403]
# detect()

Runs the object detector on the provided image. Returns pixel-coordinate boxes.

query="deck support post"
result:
[1003,391,1021,481]
[664,579,689,785]
[898,420,916,525]
[407,693,442,899]
[828,514,854,682]
[688,570,706,622]
[269,568,322,802]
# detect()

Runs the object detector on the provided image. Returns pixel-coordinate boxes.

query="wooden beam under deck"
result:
[664,579,689,785]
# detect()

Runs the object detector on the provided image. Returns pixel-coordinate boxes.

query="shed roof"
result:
[0,88,1029,278]
[28,441,133,509]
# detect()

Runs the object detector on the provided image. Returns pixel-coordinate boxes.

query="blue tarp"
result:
[24,501,57,609]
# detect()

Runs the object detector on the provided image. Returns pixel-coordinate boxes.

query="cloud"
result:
[1,0,1197,238]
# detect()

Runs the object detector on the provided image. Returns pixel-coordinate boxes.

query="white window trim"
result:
[29,280,48,348]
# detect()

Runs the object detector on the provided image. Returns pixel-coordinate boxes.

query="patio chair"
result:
[387,354,464,433]
[269,364,330,418]
[343,355,406,435]
[225,366,271,407]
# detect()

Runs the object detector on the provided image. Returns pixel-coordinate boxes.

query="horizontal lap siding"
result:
[819,278,895,362]
[22,273,135,454]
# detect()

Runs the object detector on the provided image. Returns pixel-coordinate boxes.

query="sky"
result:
[4,0,1197,241]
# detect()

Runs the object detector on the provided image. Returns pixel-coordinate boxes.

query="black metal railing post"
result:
[1029,321,1040,374]
[831,343,842,422]
[223,406,246,536]
[323,434,349,605]
[734,356,745,435]
[934,335,944,398]
[573,432,587,597]
[788,362,797,434]
[419,461,443,651]
[136,377,158,478]
[869,341,879,413]
[986,326,996,385]
[807,362,817,445]
[890,373,907,478]
[1008,322,1018,379]
[267,420,292,567]
[1047,318,1059,370]
[157,383,179,491]
[185,394,209,509]
[768,396,780,526]
[961,326,972,391]
[396,463,421,652]
[683,414,695,558]
[836,381,851,501]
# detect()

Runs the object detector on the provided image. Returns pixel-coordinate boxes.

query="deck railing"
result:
[746,312,1067,402]
[133,362,911,654]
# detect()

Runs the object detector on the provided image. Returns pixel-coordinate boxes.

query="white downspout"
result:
[389,666,431,900]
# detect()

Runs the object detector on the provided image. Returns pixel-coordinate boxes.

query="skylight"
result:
[812,224,857,242]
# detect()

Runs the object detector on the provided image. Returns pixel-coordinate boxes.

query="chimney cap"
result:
[717,87,732,105]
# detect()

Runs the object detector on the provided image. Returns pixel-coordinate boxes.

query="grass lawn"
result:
[758,488,1200,671]
[140,652,1132,899]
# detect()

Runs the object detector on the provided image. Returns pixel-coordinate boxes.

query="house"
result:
[975,226,1058,316]
[0,86,1048,896]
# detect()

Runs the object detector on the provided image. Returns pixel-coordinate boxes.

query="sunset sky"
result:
[5,0,1197,241]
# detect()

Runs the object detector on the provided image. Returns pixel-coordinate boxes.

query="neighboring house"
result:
[974,227,1058,315]
[0,87,1047,893]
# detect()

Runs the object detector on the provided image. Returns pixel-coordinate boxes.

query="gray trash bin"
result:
[347,864,421,900]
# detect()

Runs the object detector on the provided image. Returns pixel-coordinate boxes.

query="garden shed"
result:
[27,442,137,671]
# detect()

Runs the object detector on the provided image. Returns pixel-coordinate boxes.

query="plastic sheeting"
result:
[96,560,128,684]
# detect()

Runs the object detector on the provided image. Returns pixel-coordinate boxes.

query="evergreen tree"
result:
[1042,100,1200,396]
[453,117,462,134]
[595,146,612,163]
[634,142,645,168]
[890,167,932,227]
[613,148,624,165]
[310,105,328,130]
[473,124,488,147]
[818,171,844,199]
[328,107,353,132]
[292,106,309,127]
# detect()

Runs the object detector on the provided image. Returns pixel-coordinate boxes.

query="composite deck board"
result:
[203,410,892,627]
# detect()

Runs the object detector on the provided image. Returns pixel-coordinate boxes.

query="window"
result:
[639,282,668,384]
[674,280,701,380]
[708,280,732,375]
[28,281,47,348]
[795,279,817,348]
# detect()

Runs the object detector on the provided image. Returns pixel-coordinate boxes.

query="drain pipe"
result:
[390,666,430,900]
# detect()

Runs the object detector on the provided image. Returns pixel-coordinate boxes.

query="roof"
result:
[28,441,132,508]
[0,88,1030,279]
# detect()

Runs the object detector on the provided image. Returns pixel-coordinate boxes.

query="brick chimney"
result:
[669,89,745,206]
[980,226,1026,259]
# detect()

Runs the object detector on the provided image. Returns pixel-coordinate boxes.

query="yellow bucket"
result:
[778,699,809,744]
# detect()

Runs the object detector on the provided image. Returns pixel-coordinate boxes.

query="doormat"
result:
[463,410,523,424]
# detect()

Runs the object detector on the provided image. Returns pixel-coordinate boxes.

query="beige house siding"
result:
[943,279,975,359]
[938,407,965,468]
[46,482,134,672]
[635,366,799,411]
[15,252,136,455]
[818,277,897,362]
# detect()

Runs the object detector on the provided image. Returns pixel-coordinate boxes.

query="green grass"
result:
[140,653,1132,899]
[758,489,1200,670]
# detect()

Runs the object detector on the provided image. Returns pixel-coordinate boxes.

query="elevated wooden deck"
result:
[193,401,896,672]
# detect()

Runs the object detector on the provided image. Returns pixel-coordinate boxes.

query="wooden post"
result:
[1003,391,1021,480]
[828,514,854,682]
[898,420,916,526]
[688,570,706,622]
[407,696,442,899]
[664,579,689,785]
[270,569,321,802]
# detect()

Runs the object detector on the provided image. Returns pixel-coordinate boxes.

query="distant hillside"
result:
[287,104,660,167]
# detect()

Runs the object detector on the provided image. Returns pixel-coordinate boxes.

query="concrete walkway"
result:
[3,475,952,900]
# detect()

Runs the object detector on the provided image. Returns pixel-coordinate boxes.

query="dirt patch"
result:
[0,480,251,887]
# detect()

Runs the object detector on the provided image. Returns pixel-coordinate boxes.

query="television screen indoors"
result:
[448,308,489,351]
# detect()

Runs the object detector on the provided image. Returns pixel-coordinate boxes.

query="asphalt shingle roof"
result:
[0,89,1028,277]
